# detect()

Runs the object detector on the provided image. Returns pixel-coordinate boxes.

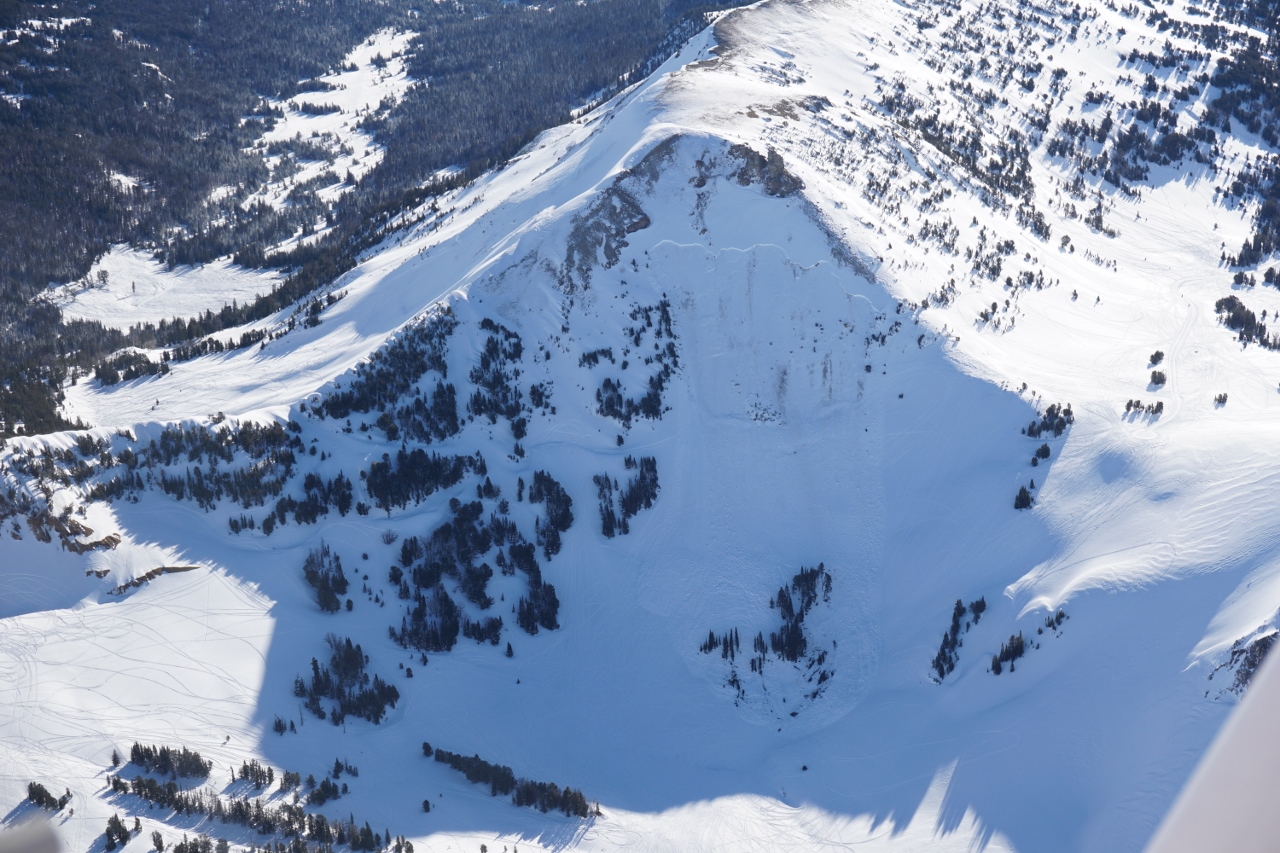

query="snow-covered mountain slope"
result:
[4,0,1280,851]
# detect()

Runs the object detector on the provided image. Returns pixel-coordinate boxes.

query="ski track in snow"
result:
[6,0,1280,851]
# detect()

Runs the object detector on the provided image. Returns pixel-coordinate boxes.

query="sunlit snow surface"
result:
[44,247,283,330]
[4,0,1280,851]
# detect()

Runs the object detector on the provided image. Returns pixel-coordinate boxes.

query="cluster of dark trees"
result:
[1024,402,1074,438]
[302,543,350,612]
[1030,442,1051,467]
[1126,399,1165,416]
[908,99,1036,203]
[95,351,169,386]
[579,348,615,368]
[595,300,678,426]
[104,814,132,851]
[1014,484,1035,510]
[462,614,503,645]
[316,309,455,422]
[68,421,300,513]
[26,782,71,811]
[408,499,495,602]
[264,470,355,530]
[375,382,459,445]
[596,455,662,537]
[294,635,400,725]
[1215,295,1280,349]
[430,747,592,818]
[701,627,741,659]
[392,584,462,653]
[236,760,275,790]
[364,450,481,515]
[392,507,500,635]
[109,770,400,852]
[712,563,834,677]
[389,489,562,650]
[1049,103,1215,189]
[468,320,525,426]
[529,470,574,558]
[594,473,621,537]
[990,632,1026,675]
[516,582,562,636]
[129,742,212,778]
[931,597,987,680]
[167,836,230,853]
[306,778,342,806]
[619,456,660,520]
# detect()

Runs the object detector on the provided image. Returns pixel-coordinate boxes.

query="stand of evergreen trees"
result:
[26,781,71,810]
[95,351,168,386]
[529,470,573,559]
[595,455,660,537]
[318,309,455,421]
[595,300,679,426]
[129,742,212,778]
[294,635,400,725]
[619,456,660,526]
[1215,295,1280,349]
[991,632,1026,675]
[704,564,833,682]
[302,543,350,613]
[467,320,524,425]
[932,596,986,680]
[109,771,403,852]
[104,814,131,851]
[364,450,480,515]
[431,748,592,818]
[236,760,275,789]
[70,420,300,512]
[387,477,568,651]
[1023,402,1074,439]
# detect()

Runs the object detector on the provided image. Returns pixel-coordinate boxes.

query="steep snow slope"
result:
[4,0,1280,851]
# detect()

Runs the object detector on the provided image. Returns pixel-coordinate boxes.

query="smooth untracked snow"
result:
[4,0,1280,851]
[44,246,282,331]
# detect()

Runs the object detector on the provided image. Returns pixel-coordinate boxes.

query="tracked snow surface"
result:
[4,0,1280,850]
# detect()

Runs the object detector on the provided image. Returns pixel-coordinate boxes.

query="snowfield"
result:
[44,247,283,331]
[4,0,1280,851]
